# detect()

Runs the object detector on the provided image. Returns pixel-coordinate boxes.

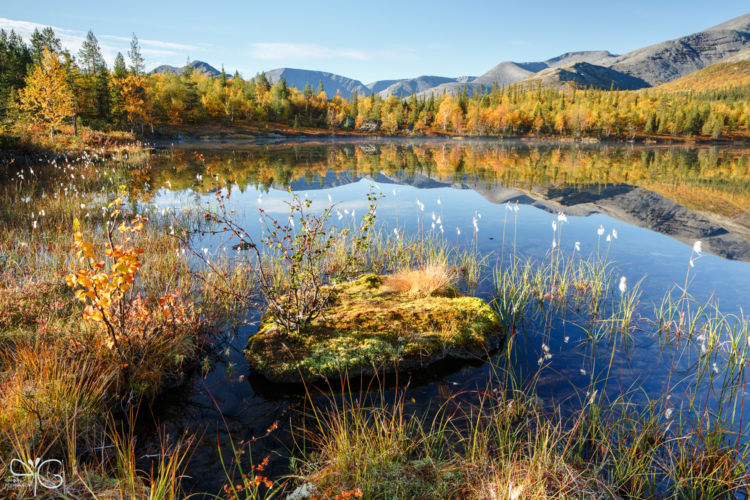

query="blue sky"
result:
[2,1,748,84]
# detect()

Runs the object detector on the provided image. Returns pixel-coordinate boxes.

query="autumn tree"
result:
[327,95,345,134]
[20,47,75,143]
[120,74,153,134]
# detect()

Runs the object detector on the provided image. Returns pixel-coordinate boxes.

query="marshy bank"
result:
[2,140,750,499]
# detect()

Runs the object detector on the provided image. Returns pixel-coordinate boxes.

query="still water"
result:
[137,140,750,495]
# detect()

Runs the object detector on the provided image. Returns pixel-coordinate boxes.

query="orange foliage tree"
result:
[19,47,75,143]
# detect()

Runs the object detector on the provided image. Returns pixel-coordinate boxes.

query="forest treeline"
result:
[2,26,750,144]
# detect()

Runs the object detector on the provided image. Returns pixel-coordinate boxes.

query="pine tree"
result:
[349,88,358,119]
[303,82,313,99]
[0,29,33,117]
[78,30,108,119]
[127,33,145,76]
[317,80,324,95]
[113,53,127,79]
[30,27,61,66]
[220,65,227,88]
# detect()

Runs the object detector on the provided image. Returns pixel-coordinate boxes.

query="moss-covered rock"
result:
[245,274,503,383]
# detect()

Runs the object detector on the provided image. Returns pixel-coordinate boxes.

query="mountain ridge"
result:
[150,12,750,98]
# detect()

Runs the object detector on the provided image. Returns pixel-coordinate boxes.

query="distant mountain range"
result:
[151,12,750,97]
[152,60,223,77]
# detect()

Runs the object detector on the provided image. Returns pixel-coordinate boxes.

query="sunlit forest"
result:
[2,27,750,150]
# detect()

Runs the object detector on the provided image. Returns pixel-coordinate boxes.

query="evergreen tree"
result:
[303,81,313,99]
[317,80,324,95]
[0,29,33,117]
[30,27,61,66]
[349,88,358,119]
[113,52,127,79]
[78,30,109,119]
[220,65,227,88]
[127,33,145,76]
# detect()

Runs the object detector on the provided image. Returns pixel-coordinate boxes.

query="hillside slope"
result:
[600,13,750,85]
[417,51,618,98]
[656,47,750,92]
[264,68,365,97]
[518,61,651,90]
[152,60,221,77]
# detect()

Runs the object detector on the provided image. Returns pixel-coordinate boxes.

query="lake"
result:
[138,139,750,495]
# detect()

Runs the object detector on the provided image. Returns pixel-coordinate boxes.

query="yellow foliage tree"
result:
[120,74,154,134]
[20,48,75,143]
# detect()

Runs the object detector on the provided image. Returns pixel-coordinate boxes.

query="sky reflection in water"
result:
[141,142,750,495]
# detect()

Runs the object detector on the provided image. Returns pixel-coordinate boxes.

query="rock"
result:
[358,120,381,132]
[245,274,503,383]
[231,242,256,251]
[287,483,318,500]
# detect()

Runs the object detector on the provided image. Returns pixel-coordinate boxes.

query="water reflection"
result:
[146,141,750,261]
[136,141,750,495]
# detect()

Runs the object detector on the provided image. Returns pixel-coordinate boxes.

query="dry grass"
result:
[383,263,457,297]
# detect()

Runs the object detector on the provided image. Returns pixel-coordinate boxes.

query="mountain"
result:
[377,76,463,97]
[264,68,365,98]
[363,79,405,93]
[598,13,750,85]
[518,61,651,90]
[416,51,619,98]
[152,60,222,77]
[147,13,750,99]
[656,47,750,92]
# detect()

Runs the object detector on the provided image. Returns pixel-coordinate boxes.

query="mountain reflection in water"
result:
[148,140,750,262]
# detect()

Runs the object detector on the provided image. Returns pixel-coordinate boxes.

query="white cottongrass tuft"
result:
[693,241,702,254]
[598,225,605,236]
[552,221,557,232]
[612,229,618,239]
[619,276,627,294]
[575,242,580,252]
[665,408,674,419]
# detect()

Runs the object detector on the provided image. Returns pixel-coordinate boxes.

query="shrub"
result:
[383,263,457,297]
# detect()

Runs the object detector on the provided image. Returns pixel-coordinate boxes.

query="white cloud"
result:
[98,34,197,52]
[249,43,375,61]
[0,17,203,69]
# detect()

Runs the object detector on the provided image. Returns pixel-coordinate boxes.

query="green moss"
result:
[246,274,503,382]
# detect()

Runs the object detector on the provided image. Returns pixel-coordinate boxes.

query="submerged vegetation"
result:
[1,139,750,499]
